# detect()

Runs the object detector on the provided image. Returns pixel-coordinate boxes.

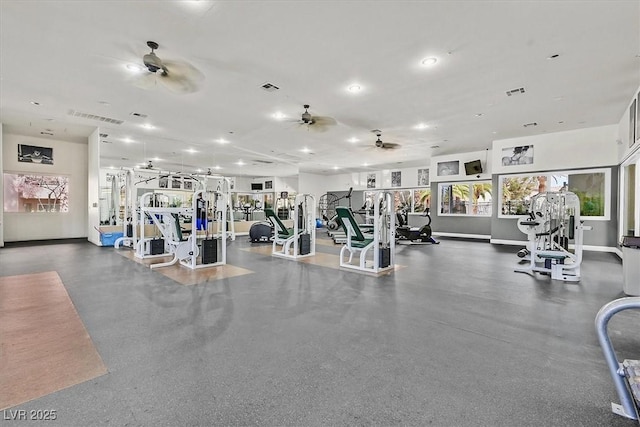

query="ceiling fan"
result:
[296,104,337,132]
[372,132,400,150]
[132,41,205,94]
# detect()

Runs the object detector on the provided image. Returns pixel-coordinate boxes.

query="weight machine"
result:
[337,190,395,274]
[514,191,591,281]
[135,190,227,269]
[201,175,235,241]
[114,168,136,249]
[271,194,316,260]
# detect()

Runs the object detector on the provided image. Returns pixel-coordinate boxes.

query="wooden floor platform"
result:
[0,272,107,410]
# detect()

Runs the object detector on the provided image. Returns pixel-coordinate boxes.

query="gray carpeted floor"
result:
[0,237,637,426]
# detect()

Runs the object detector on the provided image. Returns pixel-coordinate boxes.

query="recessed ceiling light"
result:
[414,123,429,130]
[347,84,362,93]
[109,166,115,170]
[122,137,134,143]
[196,168,203,173]
[216,138,230,144]
[126,64,145,73]
[185,148,197,154]
[272,112,287,120]
[213,165,222,170]
[301,147,311,153]
[30,101,40,106]
[348,137,359,143]
[141,123,155,130]
[421,57,438,66]
[333,166,339,170]
[152,157,161,162]
[236,160,245,166]
[362,162,369,167]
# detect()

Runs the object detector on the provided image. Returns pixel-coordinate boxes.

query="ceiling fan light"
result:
[421,57,438,66]
[126,64,144,73]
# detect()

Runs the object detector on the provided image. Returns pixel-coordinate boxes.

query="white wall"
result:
[492,125,618,175]
[2,133,88,241]
[430,150,492,183]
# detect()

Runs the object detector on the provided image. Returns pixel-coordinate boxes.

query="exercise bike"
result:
[395,207,439,244]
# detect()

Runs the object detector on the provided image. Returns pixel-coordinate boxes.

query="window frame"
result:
[437,180,493,217]
[497,167,611,220]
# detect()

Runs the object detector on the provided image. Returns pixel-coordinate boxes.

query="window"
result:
[413,189,431,212]
[438,181,492,216]
[363,189,432,213]
[3,173,69,213]
[394,190,412,211]
[499,168,610,219]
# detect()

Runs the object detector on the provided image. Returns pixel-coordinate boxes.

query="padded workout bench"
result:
[336,206,374,270]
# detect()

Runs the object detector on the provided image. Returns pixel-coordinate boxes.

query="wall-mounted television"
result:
[251,183,263,191]
[464,160,483,175]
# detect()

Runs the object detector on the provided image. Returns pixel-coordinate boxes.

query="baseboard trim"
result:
[2,237,88,247]
[433,232,491,240]
[490,239,527,246]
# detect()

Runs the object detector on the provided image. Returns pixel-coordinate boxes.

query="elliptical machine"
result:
[395,207,439,244]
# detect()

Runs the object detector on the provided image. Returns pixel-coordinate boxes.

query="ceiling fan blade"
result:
[155,60,204,93]
[312,116,337,126]
[162,60,205,82]
[157,74,200,93]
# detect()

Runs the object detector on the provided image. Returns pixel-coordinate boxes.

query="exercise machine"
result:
[595,297,640,421]
[202,175,235,241]
[395,207,439,245]
[337,190,395,274]
[269,194,316,259]
[249,221,273,243]
[135,189,227,269]
[514,191,591,281]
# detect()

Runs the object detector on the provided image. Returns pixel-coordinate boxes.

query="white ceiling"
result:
[1,1,639,177]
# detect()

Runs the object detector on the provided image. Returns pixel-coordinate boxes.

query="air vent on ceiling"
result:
[260,82,280,92]
[506,87,525,96]
[40,131,54,136]
[130,112,148,118]
[523,122,538,127]
[67,109,124,125]
[253,159,274,164]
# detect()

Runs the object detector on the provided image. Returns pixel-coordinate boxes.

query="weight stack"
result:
[299,234,311,255]
[150,238,165,255]
[126,223,133,238]
[379,247,391,268]
[202,238,217,264]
